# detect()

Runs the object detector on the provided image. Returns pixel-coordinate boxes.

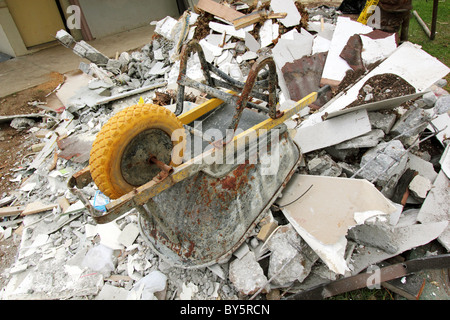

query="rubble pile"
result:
[1,0,449,301]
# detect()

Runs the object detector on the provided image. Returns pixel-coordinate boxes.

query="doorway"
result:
[5,0,66,48]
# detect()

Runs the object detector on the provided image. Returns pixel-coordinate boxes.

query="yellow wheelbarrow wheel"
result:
[89,104,186,199]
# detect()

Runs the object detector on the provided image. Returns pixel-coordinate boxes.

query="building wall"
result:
[0,0,180,57]
[78,0,180,39]
[0,1,28,57]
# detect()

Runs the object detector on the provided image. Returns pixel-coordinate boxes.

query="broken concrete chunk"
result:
[348,217,399,254]
[368,111,397,134]
[409,175,432,200]
[73,41,109,65]
[335,129,384,150]
[434,95,450,115]
[406,153,438,183]
[10,117,36,130]
[266,225,317,286]
[358,139,408,187]
[118,223,140,248]
[106,59,123,74]
[55,29,75,47]
[228,251,268,295]
[422,91,437,108]
[350,220,449,275]
[390,106,433,138]
[307,153,342,177]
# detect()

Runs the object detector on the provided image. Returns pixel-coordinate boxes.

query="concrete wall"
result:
[78,0,180,39]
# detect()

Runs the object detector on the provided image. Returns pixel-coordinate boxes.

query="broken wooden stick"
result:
[233,10,287,30]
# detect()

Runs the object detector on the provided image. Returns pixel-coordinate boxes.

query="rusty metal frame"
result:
[284,254,450,300]
[175,40,279,125]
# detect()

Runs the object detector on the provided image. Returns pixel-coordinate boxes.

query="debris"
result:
[229,251,268,295]
[408,175,432,200]
[270,0,302,28]
[0,205,25,218]
[129,270,167,300]
[266,225,318,286]
[234,10,287,31]
[321,16,373,87]
[278,174,397,275]
[256,212,278,242]
[417,171,450,251]
[293,109,372,153]
[21,201,58,216]
[286,253,450,300]
[118,223,140,248]
[57,133,96,163]
[2,2,449,302]
[334,128,384,149]
[196,0,244,24]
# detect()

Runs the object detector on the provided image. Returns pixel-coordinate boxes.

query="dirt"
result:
[0,72,64,292]
[0,72,64,196]
[346,73,417,108]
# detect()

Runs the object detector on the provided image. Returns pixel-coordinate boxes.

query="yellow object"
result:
[357,0,380,25]
[89,104,186,199]
[178,97,223,125]
[138,97,145,105]
[5,0,65,47]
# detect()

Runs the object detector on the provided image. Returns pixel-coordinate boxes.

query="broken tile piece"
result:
[270,0,301,28]
[118,223,140,248]
[293,109,371,153]
[417,171,450,250]
[279,174,396,274]
[321,16,372,86]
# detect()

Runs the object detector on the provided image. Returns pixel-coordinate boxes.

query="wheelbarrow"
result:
[69,40,329,269]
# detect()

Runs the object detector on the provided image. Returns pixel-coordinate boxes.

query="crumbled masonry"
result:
[1,1,449,300]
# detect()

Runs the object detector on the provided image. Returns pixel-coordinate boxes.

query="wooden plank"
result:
[233,10,287,30]
[21,201,58,216]
[196,0,244,22]
[0,206,25,218]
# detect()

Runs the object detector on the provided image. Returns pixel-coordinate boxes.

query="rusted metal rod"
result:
[149,154,174,174]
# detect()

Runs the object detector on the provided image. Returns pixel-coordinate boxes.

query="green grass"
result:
[408,0,449,89]
[327,287,395,300]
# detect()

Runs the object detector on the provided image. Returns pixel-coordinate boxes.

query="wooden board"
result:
[196,0,244,22]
